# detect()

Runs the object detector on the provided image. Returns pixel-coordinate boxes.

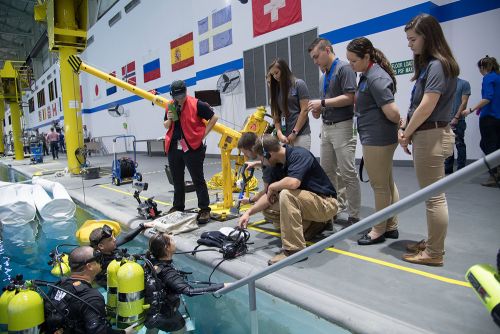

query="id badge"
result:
[177,140,182,151]
[281,116,286,132]
[179,138,189,152]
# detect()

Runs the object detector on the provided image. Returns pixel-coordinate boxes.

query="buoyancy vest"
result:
[164,96,206,154]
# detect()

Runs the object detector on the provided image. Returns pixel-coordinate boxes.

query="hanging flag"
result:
[143,58,161,83]
[252,0,302,37]
[38,110,42,122]
[170,32,194,72]
[94,82,102,100]
[198,5,232,56]
[52,102,57,117]
[80,85,83,103]
[106,71,117,95]
[122,61,136,86]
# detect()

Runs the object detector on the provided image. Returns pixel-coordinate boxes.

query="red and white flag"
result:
[122,61,136,86]
[252,0,302,37]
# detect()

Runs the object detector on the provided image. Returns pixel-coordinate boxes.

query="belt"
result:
[416,121,448,132]
[323,120,345,125]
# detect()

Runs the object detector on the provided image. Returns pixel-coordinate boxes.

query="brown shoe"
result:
[304,222,329,241]
[197,210,211,224]
[406,239,426,253]
[481,175,499,187]
[402,250,443,266]
[268,249,308,266]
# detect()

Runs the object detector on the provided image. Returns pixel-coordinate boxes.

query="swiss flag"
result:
[252,0,302,37]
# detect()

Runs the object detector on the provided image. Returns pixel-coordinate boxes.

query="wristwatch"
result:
[321,99,326,108]
[291,129,298,135]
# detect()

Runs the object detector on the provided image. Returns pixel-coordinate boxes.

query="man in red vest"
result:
[164,80,219,224]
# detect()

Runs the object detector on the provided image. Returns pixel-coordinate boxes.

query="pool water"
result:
[1,164,350,333]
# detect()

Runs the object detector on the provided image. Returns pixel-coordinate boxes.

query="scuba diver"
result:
[89,222,153,287]
[44,246,137,334]
[144,232,228,334]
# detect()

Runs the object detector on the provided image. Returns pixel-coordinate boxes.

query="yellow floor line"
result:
[247,221,471,288]
[98,184,172,206]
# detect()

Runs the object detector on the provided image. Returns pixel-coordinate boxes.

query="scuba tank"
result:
[0,286,16,334]
[7,288,44,333]
[106,259,121,325]
[116,259,146,329]
[49,253,71,277]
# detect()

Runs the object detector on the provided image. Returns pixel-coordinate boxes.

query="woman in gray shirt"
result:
[268,58,311,149]
[346,37,401,246]
[399,14,459,266]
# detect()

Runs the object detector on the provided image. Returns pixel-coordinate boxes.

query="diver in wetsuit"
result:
[89,223,153,287]
[144,232,228,334]
[44,246,137,334]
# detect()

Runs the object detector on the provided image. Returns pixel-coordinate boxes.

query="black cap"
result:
[170,80,187,98]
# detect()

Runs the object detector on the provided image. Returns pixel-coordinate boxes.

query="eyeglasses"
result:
[92,224,113,246]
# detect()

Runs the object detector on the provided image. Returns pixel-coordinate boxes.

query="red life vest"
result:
[164,95,206,154]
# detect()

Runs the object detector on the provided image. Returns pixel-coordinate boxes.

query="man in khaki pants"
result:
[238,134,338,266]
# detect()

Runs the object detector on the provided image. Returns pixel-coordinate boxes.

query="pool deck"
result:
[2,151,499,334]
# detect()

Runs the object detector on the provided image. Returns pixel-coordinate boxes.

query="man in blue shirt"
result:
[238,134,338,265]
[445,78,471,174]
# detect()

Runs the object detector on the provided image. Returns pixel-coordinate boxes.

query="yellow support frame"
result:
[0,61,25,160]
[68,56,269,219]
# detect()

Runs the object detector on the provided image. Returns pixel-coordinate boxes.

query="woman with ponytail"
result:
[399,14,458,266]
[144,232,227,334]
[346,37,401,246]
[463,56,500,187]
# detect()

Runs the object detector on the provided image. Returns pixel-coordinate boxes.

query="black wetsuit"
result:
[95,224,146,287]
[46,278,123,334]
[145,259,224,332]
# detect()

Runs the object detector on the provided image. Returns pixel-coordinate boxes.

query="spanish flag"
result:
[170,32,194,72]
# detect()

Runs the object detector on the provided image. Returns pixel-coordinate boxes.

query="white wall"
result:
[24,0,500,160]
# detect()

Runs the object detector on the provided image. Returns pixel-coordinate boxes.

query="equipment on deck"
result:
[30,142,43,164]
[230,164,255,216]
[132,181,161,219]
[68,55,269,220]
[111,135,142,186]
[466,249,500,327]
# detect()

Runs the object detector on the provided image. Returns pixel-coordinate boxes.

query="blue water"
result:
[1,164,349,333]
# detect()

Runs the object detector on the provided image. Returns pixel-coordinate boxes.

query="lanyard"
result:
[358,61,374,92]
[323,58,339,97]
[410,65,429,107]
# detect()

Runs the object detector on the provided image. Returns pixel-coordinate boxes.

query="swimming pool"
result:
[1,164,350,333]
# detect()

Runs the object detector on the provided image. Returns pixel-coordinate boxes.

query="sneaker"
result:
[402,250,443,266]
[197,210,211,225]
[304,222,329,241]
[406,239,426,253]
[268,249,308,266]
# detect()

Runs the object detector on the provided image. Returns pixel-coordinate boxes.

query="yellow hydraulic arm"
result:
[68,55,269,217]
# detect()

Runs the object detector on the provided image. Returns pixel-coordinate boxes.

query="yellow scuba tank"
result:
[7,289,44,333]
[106,259,122,325]
[50,253,71,277]
[0,288,16,334]
[116,260,146,329]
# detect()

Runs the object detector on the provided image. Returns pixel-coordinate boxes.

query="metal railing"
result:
[215,149,500,334]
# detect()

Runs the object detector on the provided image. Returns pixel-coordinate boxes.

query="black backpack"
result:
[144,260,166,319]
[43,279,79,333]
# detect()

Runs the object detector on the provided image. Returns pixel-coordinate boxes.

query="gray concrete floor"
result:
[2,151,499,334]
